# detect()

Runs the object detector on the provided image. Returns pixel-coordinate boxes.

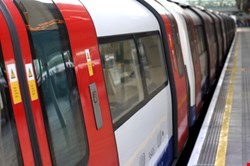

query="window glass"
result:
[211,24,216,42]
[14,1,88,165]
[99,33,168,125]
[171,27,184,76]
[197,26,206,54]
[195,28,201,55]
[0,44,23,165]
[211,23,217,56]
[99,39,144,123]
[137,35,167,94]
[187,26,197,63]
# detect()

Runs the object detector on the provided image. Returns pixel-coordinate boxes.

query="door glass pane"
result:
[0,44,23,165]
[198,26,206,54]
[171,27,184,76]
[187,26,197,63]
[14,1,88,165]
[137,34,167,94]
[99,39,144,123]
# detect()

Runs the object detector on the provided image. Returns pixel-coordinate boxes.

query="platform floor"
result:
[188,28,250,166]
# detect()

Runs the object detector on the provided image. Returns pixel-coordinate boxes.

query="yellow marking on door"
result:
[25,64,38,101]
[28,79,38,101]
[10,81,22,104]
[85,49,94,76]
[7,64,21,104]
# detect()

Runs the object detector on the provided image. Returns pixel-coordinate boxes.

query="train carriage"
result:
[82,0,178,164]
[0,0,236,165]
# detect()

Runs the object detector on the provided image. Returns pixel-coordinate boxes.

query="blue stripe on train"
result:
[156,136,173,166]
[201,78,209,99]
[189,105,196,127]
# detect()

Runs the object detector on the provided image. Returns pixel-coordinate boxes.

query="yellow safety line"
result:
[226,67,245,72]
[214,33,240,166]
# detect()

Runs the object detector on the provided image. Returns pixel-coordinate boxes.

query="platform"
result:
[188,28,250,166]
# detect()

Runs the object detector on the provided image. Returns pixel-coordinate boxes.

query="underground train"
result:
[0,0,235,165]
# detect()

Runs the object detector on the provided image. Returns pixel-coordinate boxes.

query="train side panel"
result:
[82,0,174,165]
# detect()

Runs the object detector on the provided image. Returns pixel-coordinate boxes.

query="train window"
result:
[197,26,206,55]
[99,39,144,123]
[211,24,216,43]
[14,1,89,165]
[187,27,197,63]
[0,44,23,165]
[137,34,167,94]
[99,32,168,127]
[171,27,184,76]
[195,28,201,55]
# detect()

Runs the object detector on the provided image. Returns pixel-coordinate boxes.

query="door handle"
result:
[89,83,103,129]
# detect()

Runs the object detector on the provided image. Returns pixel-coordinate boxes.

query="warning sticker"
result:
[7,64,22,104]
[85,49,94,76]
[25,64,38,101]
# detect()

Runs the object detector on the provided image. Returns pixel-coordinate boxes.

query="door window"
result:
[137,34,167,94]
[99,33,168,127]
[171,26,184,76]
[99,39,144,123]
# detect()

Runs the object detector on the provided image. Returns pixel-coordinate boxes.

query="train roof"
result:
[190,7,213,24]
[80,0,160,37]
[183,8,202,25]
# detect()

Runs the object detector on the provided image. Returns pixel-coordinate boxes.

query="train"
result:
[0,0,235,165]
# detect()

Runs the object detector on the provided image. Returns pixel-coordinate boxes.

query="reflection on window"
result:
[14,0,88,165]
[196,28,201,55]
[197,26,206,55]
[210,23,216,43]
[211,23,217,57]
[187,27,197,63]
[99,33,168,126]
[178,0,236,8]
[0,45,23,165]
[99,39,144,123]
[172,27,184,76]
[138,35,167,94]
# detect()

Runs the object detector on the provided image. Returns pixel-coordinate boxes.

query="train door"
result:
[216,15,227,60]
[182,12,203,119]
[194,8,217,87]
[210,13,223,70]
[53,1,119,165]
[139,0,189,158]
[165,13,188,155]
[0,2,41,165]
[7,0,118,165]
[204,11,220,74]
